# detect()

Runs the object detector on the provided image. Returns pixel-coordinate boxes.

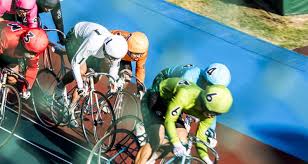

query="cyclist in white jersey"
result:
[55,21,128,127]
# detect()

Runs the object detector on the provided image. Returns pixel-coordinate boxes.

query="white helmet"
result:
[104,35,128,59]
[202,63,231,87]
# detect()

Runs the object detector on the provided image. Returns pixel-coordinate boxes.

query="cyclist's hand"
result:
[116,78,125,89]
[208,137,217,148]
[21,90,31,100]
[206,128,217,148]
[109,82,118,93]
[202,156,213,164]
[77,88,87,97]
[137,90,145,100]
[173,143,187,157]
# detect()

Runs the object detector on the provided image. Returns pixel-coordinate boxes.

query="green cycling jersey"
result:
[159,77,214,158]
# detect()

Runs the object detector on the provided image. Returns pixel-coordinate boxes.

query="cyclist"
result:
[135,78,233,164]
[151,63,231,148]
[0,21,49,99]
[111,30,149,98]
[36,0,65,45]
[0,0,39,28]
[54,21,128,127]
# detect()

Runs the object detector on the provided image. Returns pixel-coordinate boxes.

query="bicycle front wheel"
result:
[108,90,140,120]
[32,68,61,128]
[81,91,116,148]
[0,84,21,148]
[87,129,140,164]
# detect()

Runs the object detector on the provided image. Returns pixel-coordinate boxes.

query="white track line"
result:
[0,126,72,164]
[2,106,108,161]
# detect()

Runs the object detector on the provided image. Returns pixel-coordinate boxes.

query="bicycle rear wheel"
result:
[87,129,140,164]
[81,91,116,148]
[0,84,21,148]
[32,69,61,128]
[108,90,140,120]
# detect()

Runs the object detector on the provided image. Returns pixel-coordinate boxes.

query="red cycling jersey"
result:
[0,21,41,91]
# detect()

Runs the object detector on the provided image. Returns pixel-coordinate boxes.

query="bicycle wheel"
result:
[108,90,140,120]
[107,115,142,135]
[31,69,61,128]
[81,91,116,148]
[161,156,206,164]
[106,115,146,147]
[0,84,21,148]
[87,129,140,164]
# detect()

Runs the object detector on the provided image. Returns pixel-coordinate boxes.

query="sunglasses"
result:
[128,51,144,58]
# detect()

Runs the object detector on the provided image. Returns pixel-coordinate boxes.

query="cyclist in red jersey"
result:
[0,21,48,99]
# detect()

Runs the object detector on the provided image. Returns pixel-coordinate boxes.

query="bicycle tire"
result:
[0,84,21,148]
[161,156,206,164]
[87,129,140,164]
[106,115,143,135]
[108,90,141,120]
[32,68,61,128]
[81,90,116,149]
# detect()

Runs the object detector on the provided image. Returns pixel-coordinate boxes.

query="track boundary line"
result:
[0,126,72,164]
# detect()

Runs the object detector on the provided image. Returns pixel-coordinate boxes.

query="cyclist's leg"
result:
[69,62,87,107]
[136,90,167,164]
[0,55,20,84]
[55,28,81,95]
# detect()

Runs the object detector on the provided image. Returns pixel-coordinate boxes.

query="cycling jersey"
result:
[152,64,205,92]
[111,30,148,83]
[0,21,40,91]
[0,0,38,28]
[66,22,120,89]
[159,78,214,158]
[152,64,216,131]
[158,77,214,159]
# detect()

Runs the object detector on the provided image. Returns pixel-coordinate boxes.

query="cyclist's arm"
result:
[26,5,38,28]
[50,2,65,43]
[71,32,98,89]
[135,51,147,83]
[24,55,40,91]
[196,117,215,159]
[164,90,187,145]
[109,58,121,81]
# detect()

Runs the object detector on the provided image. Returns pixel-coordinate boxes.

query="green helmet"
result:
[201,85,233,114]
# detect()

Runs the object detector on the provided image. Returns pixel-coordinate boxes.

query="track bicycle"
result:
[0,67,29,148]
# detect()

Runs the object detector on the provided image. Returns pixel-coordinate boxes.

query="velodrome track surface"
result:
[1,0,308,163]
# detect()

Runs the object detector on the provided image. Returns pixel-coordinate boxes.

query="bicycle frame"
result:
[42,28,68,79]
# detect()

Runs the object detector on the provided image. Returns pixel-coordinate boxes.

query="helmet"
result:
[203,63,231,87]
[37,0,59,9]
[104,35,128,59]
[21,28,49,53]
[127,32,149,53]
[201,85,233,114]
[16,0,36,10]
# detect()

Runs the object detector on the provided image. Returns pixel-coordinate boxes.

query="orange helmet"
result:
[127,32,149,53]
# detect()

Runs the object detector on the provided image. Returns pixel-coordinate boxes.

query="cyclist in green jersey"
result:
[135,77,233,164]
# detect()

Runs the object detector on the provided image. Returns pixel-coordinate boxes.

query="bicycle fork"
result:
[0,73,8,121]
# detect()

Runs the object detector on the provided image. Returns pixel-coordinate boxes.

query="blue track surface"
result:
[39,0,308,161]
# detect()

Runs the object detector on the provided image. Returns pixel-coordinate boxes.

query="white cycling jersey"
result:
[70,21,120,89]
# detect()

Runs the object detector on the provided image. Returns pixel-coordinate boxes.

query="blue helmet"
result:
[202,63,231,86]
